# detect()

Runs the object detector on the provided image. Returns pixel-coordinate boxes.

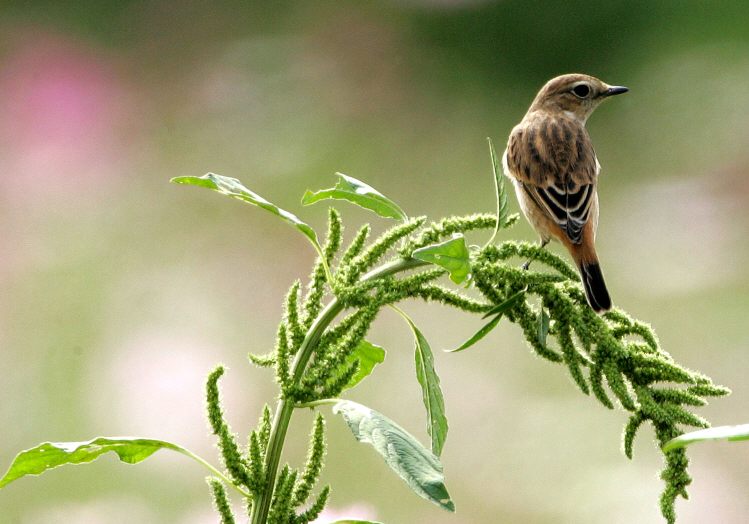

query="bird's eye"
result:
[572,84,591,98]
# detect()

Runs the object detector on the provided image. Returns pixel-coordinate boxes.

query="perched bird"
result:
[502,74,628,312]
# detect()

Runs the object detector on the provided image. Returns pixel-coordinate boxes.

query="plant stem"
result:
[249,257,427,523]
[172,444,253,499]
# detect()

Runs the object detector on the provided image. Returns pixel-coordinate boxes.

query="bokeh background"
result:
[2,2,749,523]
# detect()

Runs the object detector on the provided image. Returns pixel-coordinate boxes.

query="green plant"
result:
[0,140,729,523]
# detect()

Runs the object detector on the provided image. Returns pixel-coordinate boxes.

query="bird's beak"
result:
[603,85,629,97]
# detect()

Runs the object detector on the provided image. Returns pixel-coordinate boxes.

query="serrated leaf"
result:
[0,437,192,488]
[343,340,386,391]
[172,173,322,252]
[537,308,550,347]
[412,235,471,285]
[446,313,503,353]
[662,424,749,453]
[302,172,407,221]
[332,400,454,511]
[481,290,526,319]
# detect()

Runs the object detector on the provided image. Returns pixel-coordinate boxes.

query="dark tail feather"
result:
[580,262,612,313]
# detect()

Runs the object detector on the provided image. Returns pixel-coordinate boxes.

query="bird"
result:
[502,73,628,312]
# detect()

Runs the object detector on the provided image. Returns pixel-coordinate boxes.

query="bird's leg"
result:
[522,238,550,270]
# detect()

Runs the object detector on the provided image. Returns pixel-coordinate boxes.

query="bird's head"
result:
[529,73,628,123]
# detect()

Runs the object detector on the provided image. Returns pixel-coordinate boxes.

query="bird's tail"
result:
[568,241,612,313]
[578,260,611,313]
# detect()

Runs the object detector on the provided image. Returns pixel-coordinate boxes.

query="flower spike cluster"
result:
[471,241,729,523]
[2,164,720,523]
[207,201,726,524]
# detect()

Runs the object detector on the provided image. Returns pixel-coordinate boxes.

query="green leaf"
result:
[446,313,503,353]
[447,290,525,353]
[537,308,550,347]
[412,235,471,285]
[389,306,448,456]
[484,137,511,247]
[172,173,323,254]
[1,437,186,488]
[402,317,448,456]
[662,424,749,453]
[343,340,386,391]
[481,290,526,319]
[331,400,454,512]
[302,172,407,221]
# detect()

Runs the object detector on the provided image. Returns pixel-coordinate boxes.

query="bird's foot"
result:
[521,239,549,271]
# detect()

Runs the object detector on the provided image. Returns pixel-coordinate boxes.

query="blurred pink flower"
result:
[0,30,136,199]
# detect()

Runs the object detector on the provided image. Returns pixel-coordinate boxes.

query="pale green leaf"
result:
[0,437,187,488]
[412,235,471,285]
[663,424,749,453]
[343,340,386,391]
[302,172,407,221]
[332,400,454,512]
[172,173,321,252]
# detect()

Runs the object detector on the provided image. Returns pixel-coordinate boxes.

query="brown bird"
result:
[502,73,628,312]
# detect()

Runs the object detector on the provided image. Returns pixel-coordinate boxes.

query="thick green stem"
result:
[249,257,427,523]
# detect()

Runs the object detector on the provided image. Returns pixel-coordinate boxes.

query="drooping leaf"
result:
[302,172,407,221]
[446,313,504,354]
[663,424,749,453]
[0,437,192,488]
[172,173,322,253]
[537,308,550,348]
[481,290,526,319]
[399,317,448,456]
[412,235,471,285]
[331,400,454,512]
[343,340,386,391]
[388,307,448,457]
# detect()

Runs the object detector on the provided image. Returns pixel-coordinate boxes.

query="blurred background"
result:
[1,1,749,523]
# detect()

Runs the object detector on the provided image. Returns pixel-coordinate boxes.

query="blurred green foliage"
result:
[2,1,749,523]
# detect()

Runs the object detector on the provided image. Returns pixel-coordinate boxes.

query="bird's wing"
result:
[520,181,593,244]
[505,116,599,244]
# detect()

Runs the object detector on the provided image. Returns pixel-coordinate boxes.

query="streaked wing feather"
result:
[506,115,599,244]
[523,182,594,244]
